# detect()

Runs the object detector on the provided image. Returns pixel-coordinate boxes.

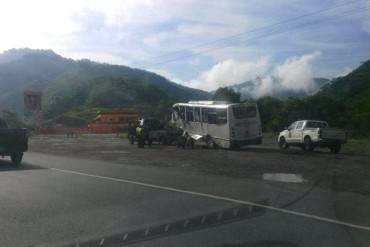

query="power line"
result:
[141,5,369,69]
[143,0,365,62]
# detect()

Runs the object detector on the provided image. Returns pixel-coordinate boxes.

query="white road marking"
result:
[51,168,370,232]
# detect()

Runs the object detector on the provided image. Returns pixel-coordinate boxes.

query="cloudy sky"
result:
[0,0,369,92]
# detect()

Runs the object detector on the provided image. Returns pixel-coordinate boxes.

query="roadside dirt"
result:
[28,134,370,195]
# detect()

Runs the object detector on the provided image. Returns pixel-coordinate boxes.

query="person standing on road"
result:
[136,123,145,148]
[128,122,136,144]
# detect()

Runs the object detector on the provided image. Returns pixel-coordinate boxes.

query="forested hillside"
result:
[0,49,210,119]
[256,60,370,136]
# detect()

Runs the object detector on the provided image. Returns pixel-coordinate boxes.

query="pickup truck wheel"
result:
[331,144,341,154]
[304,137,314,151]
[278,137,289,149]
[11,152,23,166]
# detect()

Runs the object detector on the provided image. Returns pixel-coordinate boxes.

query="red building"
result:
[88,109,140,133]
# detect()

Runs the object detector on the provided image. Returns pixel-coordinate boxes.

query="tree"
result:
[256,96,283,131]
[213,87,241,103]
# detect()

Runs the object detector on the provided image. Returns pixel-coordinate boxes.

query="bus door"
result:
[201,107,209,136]
[192,107,202,137]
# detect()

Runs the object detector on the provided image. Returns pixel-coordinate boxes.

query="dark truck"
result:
[0,118,28,165]
[140,118,182,145]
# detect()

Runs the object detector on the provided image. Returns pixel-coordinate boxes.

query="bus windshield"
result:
[232,105,257,119]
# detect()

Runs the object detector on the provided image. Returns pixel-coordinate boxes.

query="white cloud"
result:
[275,51,321,92]
[254,76,276,98]
[0,0,367,84]
[187,56,269,91]
[187,51,321,98]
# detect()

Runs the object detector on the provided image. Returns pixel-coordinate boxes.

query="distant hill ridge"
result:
[0,48,210,118]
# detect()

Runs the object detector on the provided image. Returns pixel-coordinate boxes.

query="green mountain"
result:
[320,60,370,134]
[0,48,210,119]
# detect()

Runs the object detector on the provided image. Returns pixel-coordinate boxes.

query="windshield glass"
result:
[232,105,257,119]
[1,1,369,247]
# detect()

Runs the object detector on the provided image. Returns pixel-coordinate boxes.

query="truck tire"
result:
[303,136,314,151]
[278,137,289,149]
[330,143,341,154]
[11,152,23,166]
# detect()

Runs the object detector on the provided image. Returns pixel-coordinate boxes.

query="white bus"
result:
[172,101,262,149]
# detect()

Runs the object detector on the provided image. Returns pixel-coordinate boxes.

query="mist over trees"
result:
[254,61,370,136]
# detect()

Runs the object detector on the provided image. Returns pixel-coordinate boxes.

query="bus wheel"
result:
[188,138,195,149]
[205,136,217,149]
[205,136,212,149]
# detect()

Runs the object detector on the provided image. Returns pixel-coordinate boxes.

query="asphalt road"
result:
[0,140,369,246]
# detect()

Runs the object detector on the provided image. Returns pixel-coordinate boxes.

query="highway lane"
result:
[0,152,368,246]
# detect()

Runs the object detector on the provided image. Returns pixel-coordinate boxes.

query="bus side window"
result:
[202,108,208,123]
[179,106,185,120]
[186,107,194,122]
[194,107,201,122]
[172,107,179,120]
[216,109,227,124]
[207,108,217,124]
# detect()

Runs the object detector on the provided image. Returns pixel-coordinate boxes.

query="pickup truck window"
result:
[296,121,304,130]
[306,121,328,128]
[194,107,201,122]
[288,122,297,130]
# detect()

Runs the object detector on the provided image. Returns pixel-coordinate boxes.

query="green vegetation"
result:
[343,139,370,155]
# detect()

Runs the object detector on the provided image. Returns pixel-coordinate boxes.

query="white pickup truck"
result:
[278,120,346,153]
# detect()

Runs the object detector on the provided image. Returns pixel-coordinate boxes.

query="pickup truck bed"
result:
[321,128,346,141]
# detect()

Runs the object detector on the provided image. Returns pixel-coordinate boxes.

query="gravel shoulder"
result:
[28,134,370,195]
